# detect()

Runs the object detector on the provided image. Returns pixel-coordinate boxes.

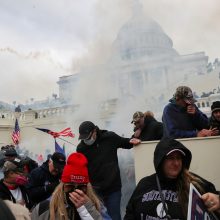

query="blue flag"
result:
[63,143,66,155]
[55,139,65,155]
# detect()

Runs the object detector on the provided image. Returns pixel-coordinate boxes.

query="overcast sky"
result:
[0,0,219,104]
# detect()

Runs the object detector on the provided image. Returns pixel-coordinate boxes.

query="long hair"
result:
[177,169,205,218]
[49,182,101,220]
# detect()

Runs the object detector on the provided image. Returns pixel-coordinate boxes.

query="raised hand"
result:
[69,189,90,208]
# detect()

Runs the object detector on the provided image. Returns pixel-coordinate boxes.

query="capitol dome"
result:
[112,2,179,61]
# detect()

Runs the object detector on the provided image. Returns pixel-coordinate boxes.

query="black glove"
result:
[45,182,59,193]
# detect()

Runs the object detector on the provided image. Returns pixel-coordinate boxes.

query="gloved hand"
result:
[45,182,59,193]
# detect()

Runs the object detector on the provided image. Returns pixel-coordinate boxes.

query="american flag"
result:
[36,127,75,138]
[12,118,20,145]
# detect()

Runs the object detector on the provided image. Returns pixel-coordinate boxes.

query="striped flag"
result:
[12,118,20,145]
[36,127,75,138]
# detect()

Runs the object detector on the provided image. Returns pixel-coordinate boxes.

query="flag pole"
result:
[56,137,77,147]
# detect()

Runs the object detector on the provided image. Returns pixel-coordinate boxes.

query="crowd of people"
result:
[0,85,219,220]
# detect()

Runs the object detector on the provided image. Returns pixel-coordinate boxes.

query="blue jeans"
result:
[103,190,122,220]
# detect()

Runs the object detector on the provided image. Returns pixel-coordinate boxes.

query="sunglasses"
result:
[64,183,87,193]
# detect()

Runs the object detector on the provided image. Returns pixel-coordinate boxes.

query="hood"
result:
[144,116,157,124]
[41,160,50,172]
[154,138,192,173]
[169,97,176,103]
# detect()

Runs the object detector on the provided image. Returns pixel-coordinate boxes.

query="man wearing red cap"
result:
[77,121,141,220]
[31,152,107,220]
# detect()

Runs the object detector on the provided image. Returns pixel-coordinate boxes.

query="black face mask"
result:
[64,184,87,207]
[65,191,74,207]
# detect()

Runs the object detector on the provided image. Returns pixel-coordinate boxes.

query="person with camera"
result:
[31,152,110,220]
[26,152,66,205]
[162,86,218,138]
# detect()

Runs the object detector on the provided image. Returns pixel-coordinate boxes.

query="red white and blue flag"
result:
[12,118,20,145]
[36,127,75,138]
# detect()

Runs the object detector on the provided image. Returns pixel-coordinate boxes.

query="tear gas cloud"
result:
[0,0,219,105]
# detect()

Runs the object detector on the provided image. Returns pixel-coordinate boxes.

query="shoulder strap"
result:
[156,175,171,219]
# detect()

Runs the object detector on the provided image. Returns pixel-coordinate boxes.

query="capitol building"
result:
[58,2,208,113]
[0,1,219,156]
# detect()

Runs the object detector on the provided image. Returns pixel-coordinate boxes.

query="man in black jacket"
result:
[0,158,33,210]
[26,152,66,205]
[77,121,141,220]
[131,111,163,141]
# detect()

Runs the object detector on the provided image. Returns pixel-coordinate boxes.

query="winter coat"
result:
[209,115,220,135]
[124,138,219,220]
[26,161,60,204]
[4,200,31,220]
[162,99,209,138]
[0,179,33,210]
[133,116,163,141]
[31,199,109,220]
[77,128,133,196]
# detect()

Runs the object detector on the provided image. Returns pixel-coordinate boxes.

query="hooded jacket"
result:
[124,138,218,220]
[162,99,209,138]
[77,128,133,196]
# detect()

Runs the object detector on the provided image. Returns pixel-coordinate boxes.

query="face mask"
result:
[84,138,95,146]
[65,192,74,207]
[15,175,28,186]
